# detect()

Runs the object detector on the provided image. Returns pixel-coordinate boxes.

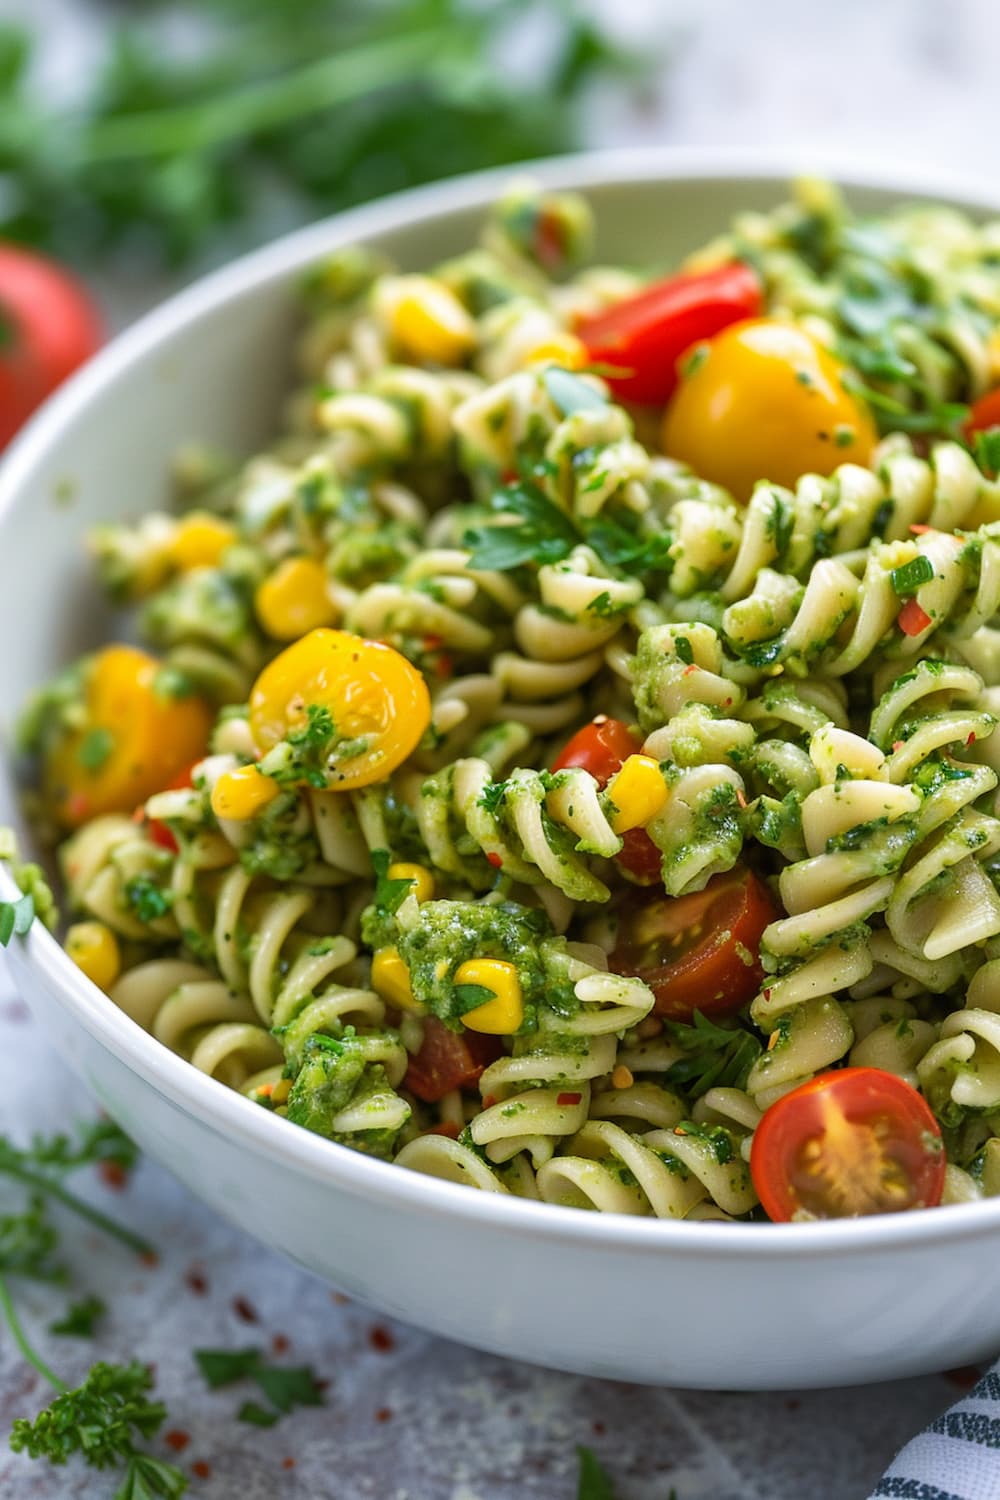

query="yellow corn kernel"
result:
[254,557,337,642]
[371,947,423,1013]
[523,332,588,370]
[388,862,435,903]
[66,921,121,992]
[169,513,237,571]
[456,958,523,1035]
[606,753,668,834]
[211,764,280,821]
[384,276,476,366]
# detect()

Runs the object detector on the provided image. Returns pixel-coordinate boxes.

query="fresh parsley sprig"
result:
[0,1123,187,1498]
[664,1010,762,1098]
[194,1346,324,1427]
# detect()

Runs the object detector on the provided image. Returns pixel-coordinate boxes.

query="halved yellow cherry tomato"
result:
[662,318,876,501]
[46,644,212,829]
[248,627,430,789]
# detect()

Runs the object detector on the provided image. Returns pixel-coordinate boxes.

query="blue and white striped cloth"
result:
[869,1364,1000,1500]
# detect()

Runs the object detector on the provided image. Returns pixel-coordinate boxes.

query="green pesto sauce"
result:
[362,897,579,1033]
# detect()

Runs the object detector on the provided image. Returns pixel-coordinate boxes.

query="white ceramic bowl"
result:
[4,149,1000,1391]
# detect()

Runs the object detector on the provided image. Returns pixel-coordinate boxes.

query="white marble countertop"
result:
[5,1,1000,1494]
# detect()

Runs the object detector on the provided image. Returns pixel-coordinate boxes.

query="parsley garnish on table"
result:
[0,1,654,266]
[0,1122,189,1498]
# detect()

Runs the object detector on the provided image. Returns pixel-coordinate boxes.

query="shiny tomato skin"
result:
[0,244,103,448]
[404,1017,502,1104]
[551,717,661,882]
[965,386,1000,439]
[750,1067,946,1222]
[577,262,762,406]
[551,716,639,778]
[610,867,776,1020]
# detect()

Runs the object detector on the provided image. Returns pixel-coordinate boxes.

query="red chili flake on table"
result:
[140,1251,159,1269]
[191,1460,212,1480]
[592,1420,606,1436]
[164,1430,190,1452]
[98,1161,128,1190]
[375,1407,394,1423]
[232,1295,258,1324]
[486,852,503,869]
[185,1268,209,1295]
[369,1325,395,1352]
[282,1457,297,1470]
[556,1092,582,1106]
[271,1333,290,1355]
[331,1291,349,1305]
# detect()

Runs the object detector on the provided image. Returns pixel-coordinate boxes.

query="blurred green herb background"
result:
[0,0,657,268]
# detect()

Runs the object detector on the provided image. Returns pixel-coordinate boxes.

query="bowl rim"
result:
[5,142,1000,1258]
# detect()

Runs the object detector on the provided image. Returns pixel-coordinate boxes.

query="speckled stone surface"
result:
[5,0,1000,1494]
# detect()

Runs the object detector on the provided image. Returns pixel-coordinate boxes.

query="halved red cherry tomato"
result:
[750,1067,946,1221]
[0,243,103,448]
[609,866,776,1019]
[576,262,762,406]
[964,386,1000,441]
[552,717,660,882]
[404,1017,502,1104]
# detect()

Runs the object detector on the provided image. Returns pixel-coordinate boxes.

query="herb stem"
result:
[82,29,449,162]
[0,1165,153,1258]
[0,1275,66,1392]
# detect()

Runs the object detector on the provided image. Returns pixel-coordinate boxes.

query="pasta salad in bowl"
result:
[5,153,1000,1387]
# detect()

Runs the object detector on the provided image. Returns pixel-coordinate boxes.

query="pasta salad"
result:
[19,177,1000,1223]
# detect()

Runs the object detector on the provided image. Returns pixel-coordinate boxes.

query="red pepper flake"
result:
[331,1291,349,1305]
[481,1094,498,1109]
[369,1325,395,1353]
[592,1420,606,1436]
[422,1121,460,1139]
[282,1457,297,1470]
[185,1267,208,1295]
[967,732,977,747]
[375,1407,394,1423]
[556,1091,582,1107]
[98,1161,128,1191]
[165,1430,190,1453]
[892,740,905,753]
[422,634,443,651]
[762,988,772,1001]
[140,1251,159,1269]
[682,664,698,676]
[501,469,518,485]
[434,653,454,680]
[910,523,934,534]
[191,1461,212,1480]
[232,1295,258,1324]
[785,1397,801,1411]
[271,1333,290,1355]
[898,598,932,636]
[486,852,503,869]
